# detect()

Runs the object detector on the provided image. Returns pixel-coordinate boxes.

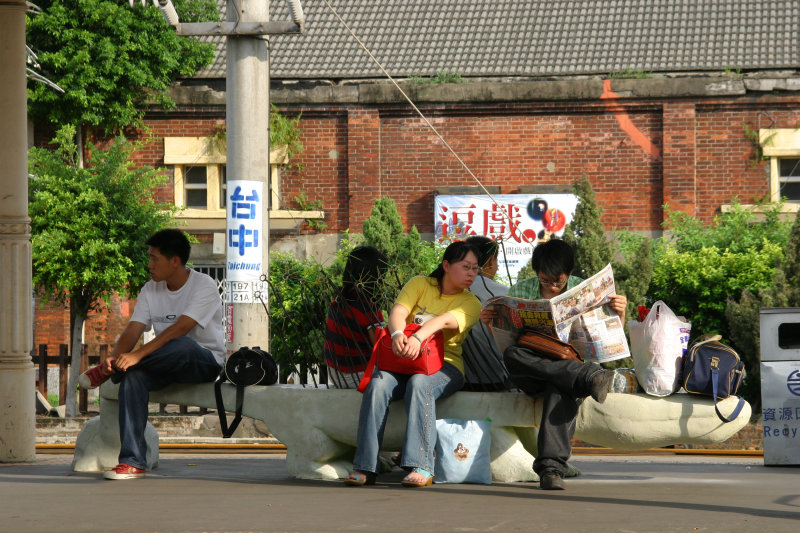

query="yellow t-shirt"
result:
[394,276,482,375]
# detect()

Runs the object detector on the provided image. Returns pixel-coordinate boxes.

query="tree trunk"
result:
[76,125,84,169]
[65,304,86,418]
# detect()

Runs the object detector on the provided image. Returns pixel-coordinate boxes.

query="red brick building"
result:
[33,0,800,349]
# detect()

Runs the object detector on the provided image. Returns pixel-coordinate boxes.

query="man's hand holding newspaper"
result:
[484,264,631,364]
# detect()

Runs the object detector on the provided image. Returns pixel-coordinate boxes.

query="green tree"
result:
[559,177,653,368]
[726,208,800,410]
[652,201,792,340]
[26,0,217,134]
[362,197,439,285]
[561,176,652,330]
[562,176,615,279]
[613,231,653,323]
[362,198,406,258]
[29,126,178,416]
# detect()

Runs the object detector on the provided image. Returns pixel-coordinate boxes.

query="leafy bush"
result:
[648,201,793,411]
[267,252,334,380]
[652,201,792,339]
[267,228,440,380]
[661,200,791,255]
[650,242,783,336]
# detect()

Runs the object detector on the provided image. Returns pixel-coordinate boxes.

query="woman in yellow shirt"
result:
[344,241,482,487]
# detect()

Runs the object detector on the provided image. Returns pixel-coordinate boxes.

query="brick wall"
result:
[280,96,797,234]
[30,89,800,349]
[33,294,135,353]
[280,110,349,230]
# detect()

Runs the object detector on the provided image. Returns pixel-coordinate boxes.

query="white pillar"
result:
[225,0,270,350]
[0,0,36,462]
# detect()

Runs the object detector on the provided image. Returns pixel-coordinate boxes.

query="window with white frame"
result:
[162,136,322,231]
[777,158,800,202]
[164,137,284,217]
[164,137,228,218]
[172,163,227,213]
[760,129,800,205]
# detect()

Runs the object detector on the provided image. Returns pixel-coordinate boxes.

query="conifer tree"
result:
[562,176,615,278]
[362,198,437,288]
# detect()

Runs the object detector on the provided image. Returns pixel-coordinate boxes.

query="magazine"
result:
[484,264,631,364]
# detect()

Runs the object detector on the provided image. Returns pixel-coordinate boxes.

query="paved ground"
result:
[1,453,798,533]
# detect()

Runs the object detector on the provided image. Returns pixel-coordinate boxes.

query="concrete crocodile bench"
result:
[72,381,751,482]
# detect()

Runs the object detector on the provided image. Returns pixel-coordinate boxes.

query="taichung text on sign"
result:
[225,180,266,303]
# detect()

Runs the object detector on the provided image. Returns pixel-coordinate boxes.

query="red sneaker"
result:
[103,463,146,480]
[78,364,111,390]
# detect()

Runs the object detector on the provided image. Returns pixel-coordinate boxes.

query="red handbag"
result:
[357,324,445,393]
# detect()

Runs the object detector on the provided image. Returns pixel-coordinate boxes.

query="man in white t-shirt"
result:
[79,229,224,480]
[462,236,512,391]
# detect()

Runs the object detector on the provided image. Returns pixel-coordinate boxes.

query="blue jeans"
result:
[504,345,604,478]
[352,363,464,475]
[110,337,221,469]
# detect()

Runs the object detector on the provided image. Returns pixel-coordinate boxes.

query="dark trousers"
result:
[110,337,221,469]
[504,345,604,477]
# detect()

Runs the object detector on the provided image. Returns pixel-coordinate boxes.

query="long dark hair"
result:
[429,241,480,293]
[341,245,389,303]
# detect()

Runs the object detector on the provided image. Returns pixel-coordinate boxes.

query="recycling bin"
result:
[760,308,800,465]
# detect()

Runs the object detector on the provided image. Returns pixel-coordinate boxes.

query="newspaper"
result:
[484,264,631,364]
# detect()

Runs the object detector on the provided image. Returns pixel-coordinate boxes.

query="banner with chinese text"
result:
[434,194,578,282]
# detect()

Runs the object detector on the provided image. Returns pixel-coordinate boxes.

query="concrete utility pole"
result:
[224,0,272,351]
[151,0,304,351]
[0,0,36,462]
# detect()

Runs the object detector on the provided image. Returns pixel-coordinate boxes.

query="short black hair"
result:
[146,229,191,265]
[531,239,574,278]
[465,236,499,268]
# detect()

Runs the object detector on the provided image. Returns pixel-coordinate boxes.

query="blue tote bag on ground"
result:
[434,418,492,484]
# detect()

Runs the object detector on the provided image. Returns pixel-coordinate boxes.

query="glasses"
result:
[537,276,567,288]
[459,263,480,274]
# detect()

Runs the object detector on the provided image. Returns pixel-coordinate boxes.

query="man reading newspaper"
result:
[480,239,627,490]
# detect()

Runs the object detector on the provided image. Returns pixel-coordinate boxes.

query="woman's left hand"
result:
[400,334,422,360]
[608,294,628,322]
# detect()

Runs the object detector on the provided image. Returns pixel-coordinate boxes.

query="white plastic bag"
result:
[434,418,492,484]
[628,301,691,397]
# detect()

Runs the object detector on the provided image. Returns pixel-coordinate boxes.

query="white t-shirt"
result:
[131,269,225,365]
[469,275,509,304]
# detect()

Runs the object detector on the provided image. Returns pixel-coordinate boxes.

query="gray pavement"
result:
[1,453,798,533]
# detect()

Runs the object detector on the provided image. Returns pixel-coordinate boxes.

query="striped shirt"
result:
[323,295,384,374]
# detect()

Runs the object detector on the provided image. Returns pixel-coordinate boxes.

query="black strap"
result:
[214,372,246,438]
[711,366,745,423]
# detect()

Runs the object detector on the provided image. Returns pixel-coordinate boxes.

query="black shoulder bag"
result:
[214,346,279,437]
[681,335,746,423]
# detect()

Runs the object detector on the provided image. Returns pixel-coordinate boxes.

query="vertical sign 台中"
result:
[226,180,266,303]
